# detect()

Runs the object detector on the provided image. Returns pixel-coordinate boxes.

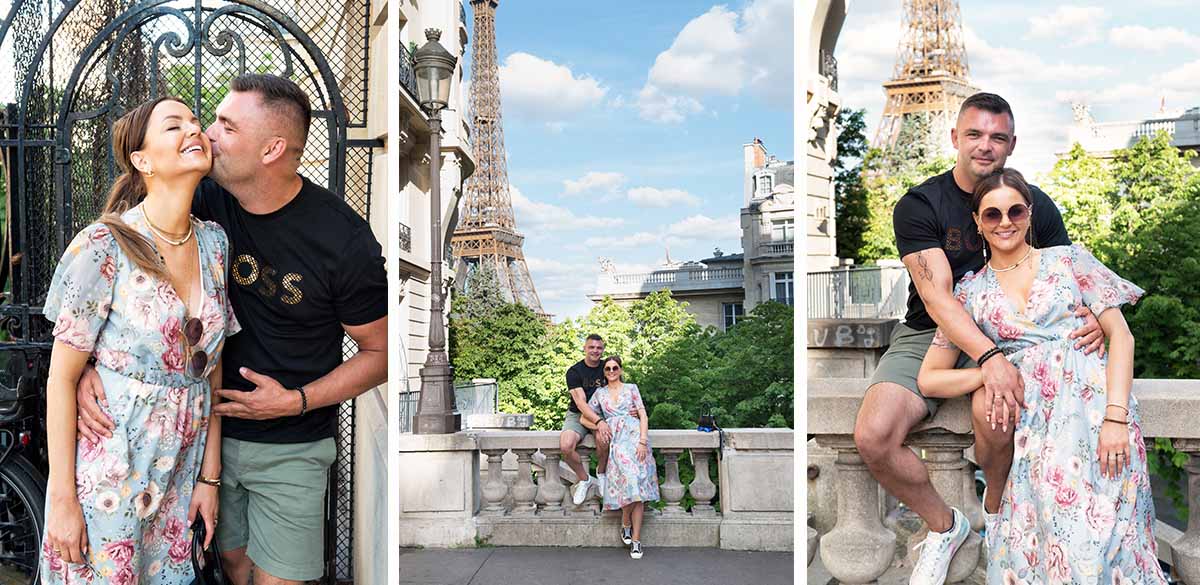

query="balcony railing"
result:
[399,42,419,104]
[807,266,908,320]
[758,240,794,256]
[605,267,742,287]
[399,429,793,551]
[399,222,412,253]
[399,390,418,433]
[808,377,1200,582]
[820,50,838,92]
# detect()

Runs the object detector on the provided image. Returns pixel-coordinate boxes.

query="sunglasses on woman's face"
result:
[604,366,620,372]
[182,317,208,377]
[979,203,1031,228]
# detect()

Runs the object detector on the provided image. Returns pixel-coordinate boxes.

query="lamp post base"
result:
[414,362,461,434]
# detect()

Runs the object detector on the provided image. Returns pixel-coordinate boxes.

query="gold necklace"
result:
[988,245,1033,273]
[144,209,194,246]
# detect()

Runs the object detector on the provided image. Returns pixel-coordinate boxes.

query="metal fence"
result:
[399,390,419,433]
[807,266,910,320]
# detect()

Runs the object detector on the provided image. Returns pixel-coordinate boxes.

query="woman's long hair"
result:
[98,96,188,280]
[971,167,1038,258]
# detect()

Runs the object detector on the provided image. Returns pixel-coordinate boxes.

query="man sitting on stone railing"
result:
[850,92,1106,584]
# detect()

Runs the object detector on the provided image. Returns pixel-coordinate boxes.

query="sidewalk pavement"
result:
[400,546,794,585]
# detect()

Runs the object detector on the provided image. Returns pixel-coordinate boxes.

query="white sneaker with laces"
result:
[572,476,593,506]
[910,508,970,585]
[630,540,643,559]
[596,473,607,499]
[981,486,1000,537]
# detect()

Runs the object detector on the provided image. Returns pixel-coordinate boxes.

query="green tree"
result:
[454,263,507,322]
[1040,143,1117,251]
[834,108,870,263]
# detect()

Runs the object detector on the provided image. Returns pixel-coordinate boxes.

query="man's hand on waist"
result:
[213,367,303,420]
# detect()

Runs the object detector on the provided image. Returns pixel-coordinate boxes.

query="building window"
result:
[772,272,794,306]
[756,172,773,195]
[771,219,794,242]
[723,303,744,330]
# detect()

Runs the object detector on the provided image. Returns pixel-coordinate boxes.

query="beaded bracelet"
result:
[976,347,1003,366]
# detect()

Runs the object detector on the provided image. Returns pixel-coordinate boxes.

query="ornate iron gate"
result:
[0,0,375,581]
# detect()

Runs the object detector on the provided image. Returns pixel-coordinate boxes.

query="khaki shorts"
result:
[216,437,336,581]
[868,322,976,419]
[562,410,591,440]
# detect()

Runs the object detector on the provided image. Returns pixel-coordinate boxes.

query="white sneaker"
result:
[572,476,593,506]
[910,508,970,585]
[621,525,633,546]
[981,486,1000,536]
[630,540,643,559]
[596,474,607,499]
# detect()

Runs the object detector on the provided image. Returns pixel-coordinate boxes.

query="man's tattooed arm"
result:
[916,250,934,282]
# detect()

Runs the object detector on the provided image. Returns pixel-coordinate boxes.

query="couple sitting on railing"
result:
[853,93,1166,584]
[559,334,660,560]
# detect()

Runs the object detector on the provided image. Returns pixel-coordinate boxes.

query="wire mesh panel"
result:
[1,1,373,582]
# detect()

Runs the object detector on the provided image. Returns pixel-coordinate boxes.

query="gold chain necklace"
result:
[144,209,194,246]
[988,245,1033,273]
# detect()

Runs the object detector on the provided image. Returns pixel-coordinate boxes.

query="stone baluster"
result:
[510,449,538,515]
[689,448,718,516]
[909,429,981,583]
[962,465,984,532]
[1172,438,1200,583]
[660,448,687,516]
[537,448,566,515]
[480,448,509,515]
[815,435,895,584]
[572,444,601,516]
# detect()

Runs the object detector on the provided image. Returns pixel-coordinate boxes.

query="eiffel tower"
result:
[451,0,545,315]
[874,0,979,150]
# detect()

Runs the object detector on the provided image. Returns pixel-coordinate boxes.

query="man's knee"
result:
[560,431,579,454]
[854,383,922,464]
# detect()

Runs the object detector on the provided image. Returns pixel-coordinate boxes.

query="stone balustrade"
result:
[808,377,1200,584]
[399,428,792,551]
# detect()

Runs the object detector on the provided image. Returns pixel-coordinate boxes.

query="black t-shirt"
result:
[893,169,1070,331]
[565,359,605,414]
[194,177,387,443]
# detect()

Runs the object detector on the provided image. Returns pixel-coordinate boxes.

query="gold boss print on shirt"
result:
[233,254,304,305]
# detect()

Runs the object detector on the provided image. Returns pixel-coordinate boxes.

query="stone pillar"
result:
[962,465,983,532]
[815,435,894,584]
[480,449,508,515]
[537,449,566,515]
[510,449,538,515]
[660,449,687,516]
[397,433,479,548]
[1173,438,1200,583]
[908,430,981,583]
[808,525,819,566]
[689,448,718,516]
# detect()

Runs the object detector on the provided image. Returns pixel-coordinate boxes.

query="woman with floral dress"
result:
[586,356,659,559]
[917,168,1167,584]
[39,97,239,583]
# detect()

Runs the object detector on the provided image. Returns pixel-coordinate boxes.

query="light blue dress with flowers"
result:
[39,206,240,584]
[933,244,1166,585]
[588,383,660,510]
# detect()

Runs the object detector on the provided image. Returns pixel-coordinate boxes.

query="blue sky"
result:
[835,0,1200,180]
[470,0,794,321]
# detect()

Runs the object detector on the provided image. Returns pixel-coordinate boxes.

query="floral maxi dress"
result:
[933,244,1166,585]
[588,383,660,510]
[39,206,240,584]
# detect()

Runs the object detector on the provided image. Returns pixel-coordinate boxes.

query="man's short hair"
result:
[230,74,312,152]
[585,334,604,344]
[959,92,1014,128]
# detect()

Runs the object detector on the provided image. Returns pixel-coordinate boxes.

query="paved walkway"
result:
[400,547,795,585]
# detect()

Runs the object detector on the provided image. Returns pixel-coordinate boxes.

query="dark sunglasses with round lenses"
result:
[979,203,1031,228]
[604,365,621,372]
[182,317,207,377]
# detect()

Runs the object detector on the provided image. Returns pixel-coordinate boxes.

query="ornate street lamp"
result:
[412,29,460,434]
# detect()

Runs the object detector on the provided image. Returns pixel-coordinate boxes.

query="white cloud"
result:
[1027,6,1108,46]
[1109,26,1200,52]
[626,187,700,208]
[665,215,741,242]
[500,52,607,125]
[563,171,626,196]
[583,231,661,249]
[510,185,625,233]
[635,0,792,123]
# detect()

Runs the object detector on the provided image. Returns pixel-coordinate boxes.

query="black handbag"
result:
[191,517,227,585]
